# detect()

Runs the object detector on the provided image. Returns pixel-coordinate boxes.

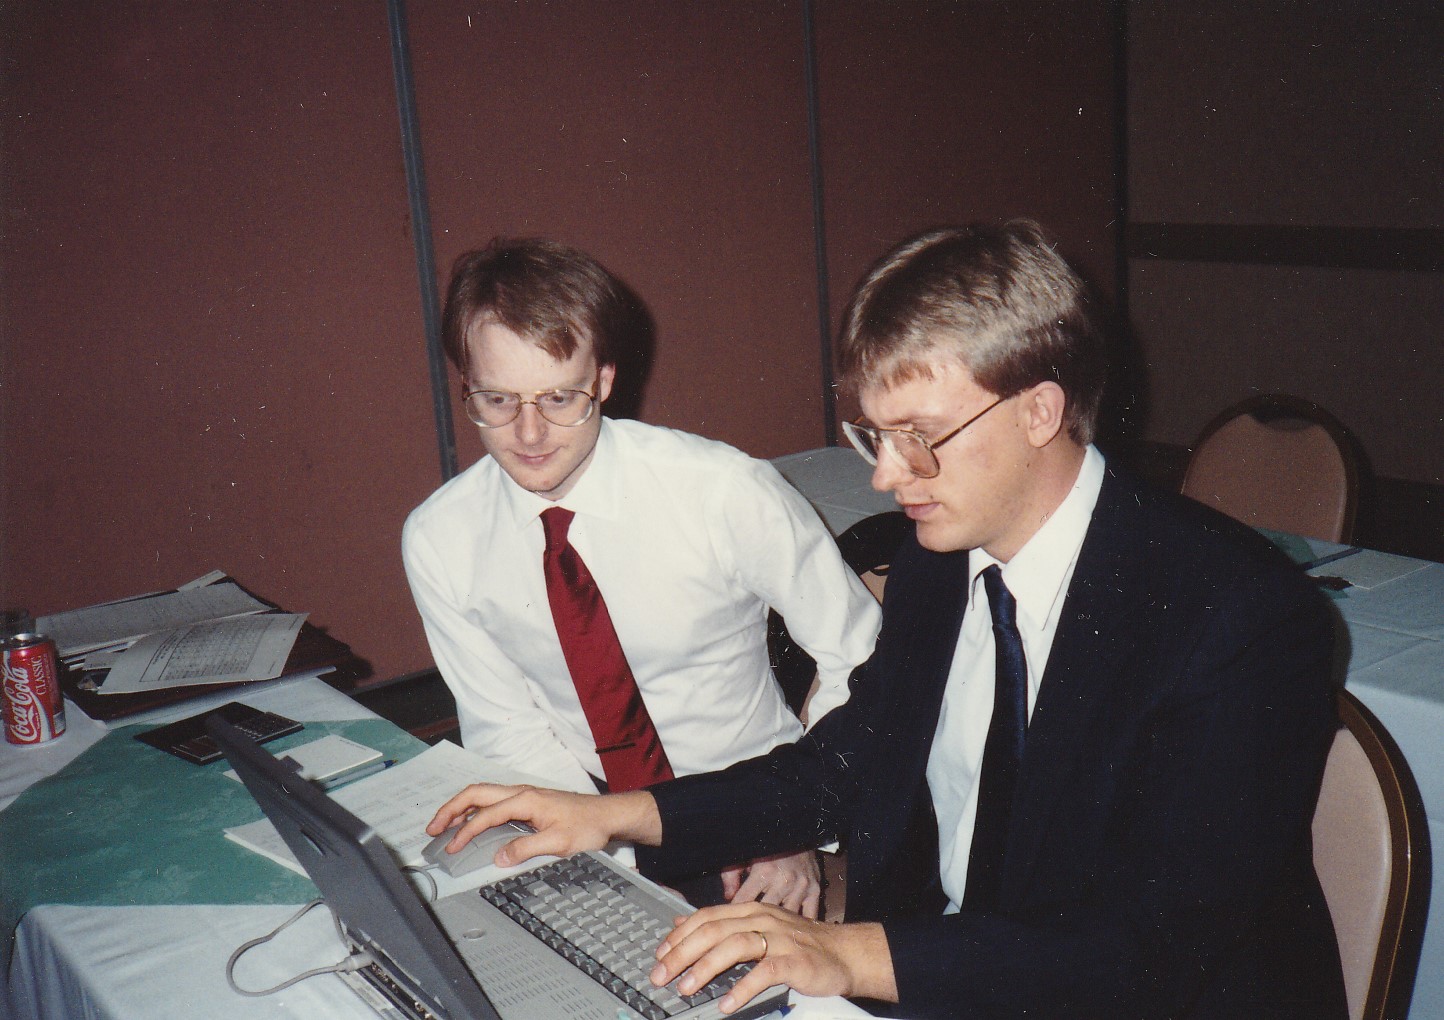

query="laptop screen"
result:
[209,715,497,1020]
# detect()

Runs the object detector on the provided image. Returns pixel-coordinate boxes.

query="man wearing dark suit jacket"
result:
[429,221,1348,1018]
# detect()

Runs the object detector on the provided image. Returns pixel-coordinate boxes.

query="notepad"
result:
[223,733,379,784]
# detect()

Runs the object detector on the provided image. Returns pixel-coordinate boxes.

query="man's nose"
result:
[513,403,549,446]
[870,447,910,493]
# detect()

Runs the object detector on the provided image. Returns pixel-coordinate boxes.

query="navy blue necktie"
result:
[962,564,1028,911]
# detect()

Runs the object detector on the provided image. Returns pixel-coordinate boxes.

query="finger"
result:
[425,788,479,836]
[662,902,782,951]
[491,820,587,867]
[426,783,518,836]
[730,866,781,906]
[657,905,758,978]
[719,863,745,901]
[448,789,537,851]
[800,885,821,921]
[777,882,807,916]
[669,927,771,998]
[717,957,786,1015]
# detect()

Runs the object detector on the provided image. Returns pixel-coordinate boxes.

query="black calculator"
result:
[135,701,303,764]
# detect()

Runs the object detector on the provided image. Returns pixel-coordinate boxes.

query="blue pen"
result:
[319,758,397,791]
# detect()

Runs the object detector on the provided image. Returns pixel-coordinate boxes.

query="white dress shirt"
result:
[403,418,883,793]
[926,445,1106,911]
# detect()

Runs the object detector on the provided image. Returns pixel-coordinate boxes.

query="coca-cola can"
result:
[3,633,67,745]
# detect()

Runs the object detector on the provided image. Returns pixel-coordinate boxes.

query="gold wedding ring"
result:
[753,930,769,958]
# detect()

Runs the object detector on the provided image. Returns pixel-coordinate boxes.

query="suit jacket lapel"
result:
[1002,467,1145,900]
[860,538,970,879]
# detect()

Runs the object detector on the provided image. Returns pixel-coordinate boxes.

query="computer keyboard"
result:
[479,856,754,1019]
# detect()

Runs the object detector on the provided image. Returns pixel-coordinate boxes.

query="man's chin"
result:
[504,460,581,501]
[914,519,971,554]
[494,457,557,492]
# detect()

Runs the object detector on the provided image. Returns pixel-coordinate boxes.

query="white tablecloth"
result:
[1,676,867,1019]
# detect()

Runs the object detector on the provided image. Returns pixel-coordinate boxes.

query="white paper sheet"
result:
[222,734,380,784]
[37,582,269,655]
[1325,549,1432,590]
[98,614,306,695]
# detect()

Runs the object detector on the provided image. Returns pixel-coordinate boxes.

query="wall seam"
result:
[802,0,838,447]
[387,0,457,482]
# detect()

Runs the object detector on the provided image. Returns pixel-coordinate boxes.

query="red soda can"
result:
[3,633,67,745]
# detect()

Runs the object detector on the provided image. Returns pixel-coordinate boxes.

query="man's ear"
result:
[597,362,617,404]
[1023,381,1067,448]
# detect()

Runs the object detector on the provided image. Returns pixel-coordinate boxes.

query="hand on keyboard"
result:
[652,901,899,1013]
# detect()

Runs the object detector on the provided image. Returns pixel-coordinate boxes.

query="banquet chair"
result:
[1181,394,1360,542]
[1313,689,1431,1020]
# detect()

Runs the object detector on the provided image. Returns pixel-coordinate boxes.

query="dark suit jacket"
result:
[652,466,1347,1019]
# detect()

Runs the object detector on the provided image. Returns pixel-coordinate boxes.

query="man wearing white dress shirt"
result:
[403,238,881,915]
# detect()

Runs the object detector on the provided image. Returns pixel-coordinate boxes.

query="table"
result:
[1,676,868,1019]
[773,445,1444,1020]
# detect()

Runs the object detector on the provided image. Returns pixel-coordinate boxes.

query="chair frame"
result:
[1183,393,1363,543]
[1326,689,1432,1020]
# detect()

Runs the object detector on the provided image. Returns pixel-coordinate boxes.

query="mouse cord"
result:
[403,862,440,902]
[225,899,375,997]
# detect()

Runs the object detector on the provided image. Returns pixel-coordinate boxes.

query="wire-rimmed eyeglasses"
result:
[841,395,1008,479]
[461,379,601,429]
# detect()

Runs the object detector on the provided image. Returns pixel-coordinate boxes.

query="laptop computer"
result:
[209,716,788,1020]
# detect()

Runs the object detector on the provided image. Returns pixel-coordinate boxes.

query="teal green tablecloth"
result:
[0,718,426,944]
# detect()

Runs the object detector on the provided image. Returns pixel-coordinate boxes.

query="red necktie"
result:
[541,506,674,791]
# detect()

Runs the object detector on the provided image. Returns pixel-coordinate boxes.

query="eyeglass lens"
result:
[464,389,596,428]
[842,421,939,478]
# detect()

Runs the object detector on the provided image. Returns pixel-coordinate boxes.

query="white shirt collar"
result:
[967,444,1106,633]
[497,417,624,531]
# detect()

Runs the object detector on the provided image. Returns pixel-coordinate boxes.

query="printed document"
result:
[99,613,306,695]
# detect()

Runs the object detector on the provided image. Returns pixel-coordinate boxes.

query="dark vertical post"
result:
[1112,0,1130,325]
[802,0,838,446]
[387,0,457,481]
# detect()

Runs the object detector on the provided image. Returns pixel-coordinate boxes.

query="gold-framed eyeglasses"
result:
[461,377,601,428]
[841,395,1008,479]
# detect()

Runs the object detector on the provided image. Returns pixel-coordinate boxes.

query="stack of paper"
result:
[37,571,306,696]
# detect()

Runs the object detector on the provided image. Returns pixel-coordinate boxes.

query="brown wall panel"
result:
[1127,2,1444,485]
[2,0,1123,692]
[814,0,1122,392]
[1,3,439,681]
[407,1,827,467]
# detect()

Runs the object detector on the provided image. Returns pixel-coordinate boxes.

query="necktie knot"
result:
[981,564,1017,631]
[541,506,575,553]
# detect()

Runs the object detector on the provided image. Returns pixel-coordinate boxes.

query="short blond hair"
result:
[838,221,1106,445]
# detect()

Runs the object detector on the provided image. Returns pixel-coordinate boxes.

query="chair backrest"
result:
[768,511,910,720]
[836,510,910,604]
[1181,394,1360,542]
[1312,689,1431,1020]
